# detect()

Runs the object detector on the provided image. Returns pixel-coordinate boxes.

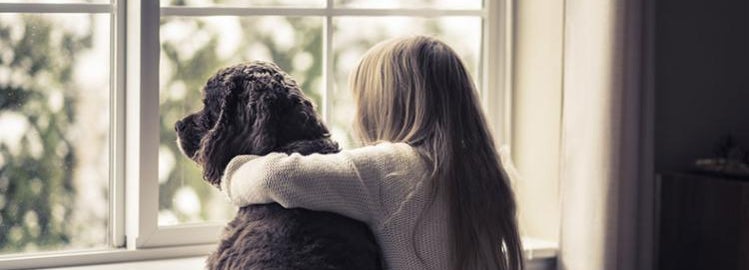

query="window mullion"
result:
[111,0,127,248]
[158,6,484,17]
[323,0,334,123]
[0,3,111,13]
[125,0,161,249]
[482,0,512,146]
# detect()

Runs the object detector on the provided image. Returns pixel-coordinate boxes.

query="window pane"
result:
[159,16,323,225]
[331,17,482,148]
[161,0,324,7]
[335,0,482,9]
[0,13,110,254]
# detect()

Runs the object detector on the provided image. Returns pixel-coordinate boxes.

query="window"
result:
[157,0,484,227]
[0,0,513,268]
[0,1,113,254]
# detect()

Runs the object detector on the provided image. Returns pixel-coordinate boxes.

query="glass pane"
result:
[0,13,110,254]
[335,0,482,9]
[161,0,324,7]
[159,16,323,225]
[331,17,482,149]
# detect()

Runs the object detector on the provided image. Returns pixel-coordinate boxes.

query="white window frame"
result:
[0,0,519,268]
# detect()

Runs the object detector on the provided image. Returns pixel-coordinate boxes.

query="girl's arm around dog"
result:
[221,142,429,225]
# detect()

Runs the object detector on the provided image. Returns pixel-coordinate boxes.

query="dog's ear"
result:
[274,89,340,155]
[279,90,331,141]
[246,78,283,154]
[194,77,235,187]
[195,73,283,187]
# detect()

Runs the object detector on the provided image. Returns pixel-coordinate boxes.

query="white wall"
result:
[511,0,565,242]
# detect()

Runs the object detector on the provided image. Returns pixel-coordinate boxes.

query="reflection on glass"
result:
[161,0,324,7]
[335,0,482,9]
[331,16,482,149]
[159,16,323,225]
[0,13,110,254]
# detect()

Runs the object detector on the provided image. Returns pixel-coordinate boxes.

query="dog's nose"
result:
[175,120,185,132]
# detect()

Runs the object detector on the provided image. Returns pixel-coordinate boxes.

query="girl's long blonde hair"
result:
[350,36,524,270]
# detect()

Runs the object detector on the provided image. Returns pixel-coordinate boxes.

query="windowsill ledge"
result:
[523,238,558,270]
[523,237,558,260]
[11,238,558,270]
[46,255,559,270]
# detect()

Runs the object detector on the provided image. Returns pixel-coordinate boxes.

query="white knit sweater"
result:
[220,142,449,269]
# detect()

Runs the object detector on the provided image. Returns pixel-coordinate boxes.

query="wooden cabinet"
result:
[656,173,749,270]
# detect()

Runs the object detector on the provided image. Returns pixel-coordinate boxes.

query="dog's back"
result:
[209,205,381,270]
[206,140,383,270]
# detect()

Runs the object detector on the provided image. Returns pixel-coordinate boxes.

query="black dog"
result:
[175,61,382,270]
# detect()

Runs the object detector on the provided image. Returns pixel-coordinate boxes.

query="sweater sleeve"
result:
[220,143,423,224]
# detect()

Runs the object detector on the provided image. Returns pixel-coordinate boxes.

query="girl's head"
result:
[350,35,474,146]
[349,36,524,270]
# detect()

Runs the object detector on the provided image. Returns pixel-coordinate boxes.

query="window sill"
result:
[523,237,558,260]
[523,238,558,270]
[0,245,215,270]
[4,238,557,270]
[46,254,558,270]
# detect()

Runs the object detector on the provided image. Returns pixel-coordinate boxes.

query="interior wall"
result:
[511,0,564,242]
[655,0,749,173]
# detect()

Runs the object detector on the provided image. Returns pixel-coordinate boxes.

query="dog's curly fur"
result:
[175,61,382,270]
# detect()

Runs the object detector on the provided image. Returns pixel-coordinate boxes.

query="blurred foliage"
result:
[0,15,95,253]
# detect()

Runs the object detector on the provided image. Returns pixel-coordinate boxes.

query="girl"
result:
[220,36,524,270]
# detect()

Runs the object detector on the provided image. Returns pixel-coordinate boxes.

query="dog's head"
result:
[175,61,338,187]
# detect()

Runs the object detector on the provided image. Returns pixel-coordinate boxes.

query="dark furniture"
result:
[657,173,749,270]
